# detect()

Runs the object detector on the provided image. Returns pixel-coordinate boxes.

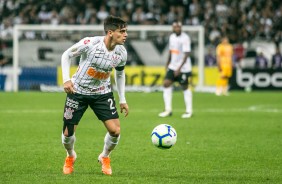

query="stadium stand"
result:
[0,0,281,67]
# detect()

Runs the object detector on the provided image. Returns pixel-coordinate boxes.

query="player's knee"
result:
[163,82,172,88]
[163,80,172,88]
[164,83,169,88]
[108,127,120,137]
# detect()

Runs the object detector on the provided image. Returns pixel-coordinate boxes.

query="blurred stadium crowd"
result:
[0,0,282,69]
[1,0,282,45]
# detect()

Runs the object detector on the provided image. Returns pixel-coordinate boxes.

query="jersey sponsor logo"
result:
[87,67,110,80]
[170,49,180,54]
[66,97,79,109]
[84,39,90,44]
[64,107,74,120]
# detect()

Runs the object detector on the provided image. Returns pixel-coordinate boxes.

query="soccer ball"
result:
[151,124,177,149]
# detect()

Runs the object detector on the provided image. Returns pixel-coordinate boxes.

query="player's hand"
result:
[174,69,181,77]
[120,103,129,117]
[63,80,76,94]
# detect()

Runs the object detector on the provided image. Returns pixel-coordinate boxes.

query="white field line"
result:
[0,109,61,113]
[131,108,282,113]
[0,106,281,114]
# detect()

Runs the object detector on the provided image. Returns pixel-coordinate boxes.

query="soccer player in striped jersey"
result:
[159,21,193,119]
[61,15,129,175]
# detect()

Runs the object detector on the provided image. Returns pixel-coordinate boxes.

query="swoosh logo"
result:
[94,56,112,61]
[112,111,117,115]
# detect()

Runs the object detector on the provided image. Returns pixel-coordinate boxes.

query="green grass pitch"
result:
[0,91,281,184]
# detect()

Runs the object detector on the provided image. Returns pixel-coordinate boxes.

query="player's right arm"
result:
[61,37,91,93]
[165,35,173,70]
[165,52,171,70]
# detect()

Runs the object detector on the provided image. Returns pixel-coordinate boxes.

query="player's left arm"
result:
[175,35,191,76]
[175,52,190,76]
[114,49,129,117]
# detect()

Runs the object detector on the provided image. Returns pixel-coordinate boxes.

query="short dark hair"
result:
[104,15,127,33]
[172,20,182,26]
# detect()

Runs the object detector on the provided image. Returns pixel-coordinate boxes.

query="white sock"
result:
[163,86,172,112]
[183,89,192,114]
[216,87,222,95]
[222,86,229,95]
[62,133,76,157]
[101,132,120,157]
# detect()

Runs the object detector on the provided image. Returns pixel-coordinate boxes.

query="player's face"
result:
[222,37,229,44]
[112,27,128,45]
[172,24,181,36]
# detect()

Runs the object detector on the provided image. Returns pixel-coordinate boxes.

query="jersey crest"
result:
[84,39,90,44]
[64,108,74,120]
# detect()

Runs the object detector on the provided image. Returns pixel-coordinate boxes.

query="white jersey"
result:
[168,32,192,73]
[62,36,127,95]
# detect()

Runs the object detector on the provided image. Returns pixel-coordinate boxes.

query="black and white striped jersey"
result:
[62,36,127,95]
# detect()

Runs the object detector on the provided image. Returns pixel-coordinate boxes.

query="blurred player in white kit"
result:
[159,21,193,119]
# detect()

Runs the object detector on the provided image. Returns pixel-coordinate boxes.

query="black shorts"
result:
[63,92,119,125]
[164,69,191,86]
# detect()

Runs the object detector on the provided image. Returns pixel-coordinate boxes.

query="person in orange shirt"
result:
[215,36,233,96]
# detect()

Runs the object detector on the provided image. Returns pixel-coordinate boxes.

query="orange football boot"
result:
[98,154,112,175]
[63,156,76,174]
